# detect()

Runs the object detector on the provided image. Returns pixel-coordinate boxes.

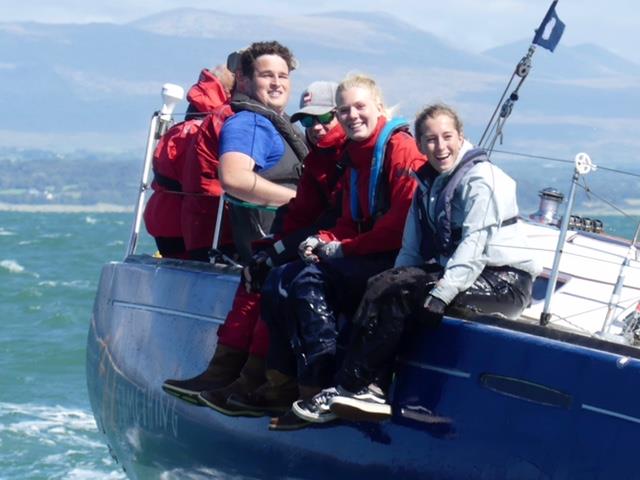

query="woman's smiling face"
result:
[336,86,383,142]
[419,113,464,173]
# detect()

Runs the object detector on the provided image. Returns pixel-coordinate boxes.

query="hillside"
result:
[0,8,638,209]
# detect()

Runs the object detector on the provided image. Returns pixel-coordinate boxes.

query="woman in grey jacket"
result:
[292,103,541,424]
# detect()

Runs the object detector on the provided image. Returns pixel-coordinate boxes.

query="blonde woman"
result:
[233,74,426,427]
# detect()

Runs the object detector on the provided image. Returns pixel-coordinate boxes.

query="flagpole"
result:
[478,0,564,154]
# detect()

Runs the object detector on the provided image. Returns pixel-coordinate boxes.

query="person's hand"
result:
[242,251,273,293]
[421,294,446,325]
[316,241,343,261]
[298,235,325,263]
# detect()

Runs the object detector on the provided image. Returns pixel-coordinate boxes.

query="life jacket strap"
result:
[153,170,182,192]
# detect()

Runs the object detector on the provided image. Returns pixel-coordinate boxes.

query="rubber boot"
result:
[227,369,299,416]
[162,345,248,404]
[199,354,267,416]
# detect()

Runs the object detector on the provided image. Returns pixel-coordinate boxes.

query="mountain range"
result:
[0,8,638,209]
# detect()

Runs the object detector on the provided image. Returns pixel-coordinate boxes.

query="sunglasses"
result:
[299,111,335,128]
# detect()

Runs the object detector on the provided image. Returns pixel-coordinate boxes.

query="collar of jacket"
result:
[315,123,348,150]
[344,116,387,169]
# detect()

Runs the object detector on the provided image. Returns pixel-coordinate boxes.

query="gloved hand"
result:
[242,250,273,293]
[421,294,446,325]
[298,235,326,263]
[316,241,343,261]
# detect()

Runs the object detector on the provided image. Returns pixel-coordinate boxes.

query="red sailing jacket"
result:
[143,71,229,247]
[319,116,426,256]
[281,123,347,235]
[180,104,234,252]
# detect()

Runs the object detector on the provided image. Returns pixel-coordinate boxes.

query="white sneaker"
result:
[291,387,340,423]
[329,384,392,422]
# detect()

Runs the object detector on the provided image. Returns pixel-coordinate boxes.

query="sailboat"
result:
[86,3,640,478]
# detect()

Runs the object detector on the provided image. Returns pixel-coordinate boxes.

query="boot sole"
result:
[162,384,204,405]
[199,394,266,417]
[226,396,290,417]
[330,397,392,423]
[269,413,312,431]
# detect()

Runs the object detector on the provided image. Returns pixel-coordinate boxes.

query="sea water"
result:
[0,211,156,479]
[0,210,636,479]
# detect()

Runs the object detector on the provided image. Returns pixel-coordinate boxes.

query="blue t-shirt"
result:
[219,111,285,172]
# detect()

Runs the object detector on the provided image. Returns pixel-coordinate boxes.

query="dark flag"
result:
[532,0,565,51]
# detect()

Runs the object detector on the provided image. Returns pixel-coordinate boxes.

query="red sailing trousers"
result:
[216,283,269,357]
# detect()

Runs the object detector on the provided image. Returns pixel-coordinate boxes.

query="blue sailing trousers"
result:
[261,253,396,388]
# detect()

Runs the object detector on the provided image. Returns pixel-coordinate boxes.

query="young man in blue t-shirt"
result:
[218,41,301,207]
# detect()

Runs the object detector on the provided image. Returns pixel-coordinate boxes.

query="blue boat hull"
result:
[86,256,640,479]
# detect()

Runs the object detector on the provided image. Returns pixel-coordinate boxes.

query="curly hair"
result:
[240,41,297,77]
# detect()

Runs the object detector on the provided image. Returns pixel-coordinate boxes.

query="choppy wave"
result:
[160,467,257,480]
[0,227,15,236]
[85,216,97,225]
[0,259,25,273]
[0,402,125,479]
[37,279,92,290]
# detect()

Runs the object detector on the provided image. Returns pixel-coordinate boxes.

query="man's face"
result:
[306,115,339,146]
[248,54,291,114]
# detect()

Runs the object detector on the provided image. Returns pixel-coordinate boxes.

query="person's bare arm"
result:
[219,152,296,206]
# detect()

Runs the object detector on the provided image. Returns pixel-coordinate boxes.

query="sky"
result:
[2,0,639,64]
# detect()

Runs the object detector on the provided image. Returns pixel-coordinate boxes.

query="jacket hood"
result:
[186,69,230,113]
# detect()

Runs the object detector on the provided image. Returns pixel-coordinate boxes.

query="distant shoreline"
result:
[0,202,133,213]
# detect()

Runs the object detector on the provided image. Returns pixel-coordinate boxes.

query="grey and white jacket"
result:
[395,140,541,304]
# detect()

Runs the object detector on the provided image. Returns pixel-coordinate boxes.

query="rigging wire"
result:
[575,179,633,218]
[545,293,640,324]
[478,71,518,147]
[491,149,640,180]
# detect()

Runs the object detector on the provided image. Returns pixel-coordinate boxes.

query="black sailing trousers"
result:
[335,264,533,393]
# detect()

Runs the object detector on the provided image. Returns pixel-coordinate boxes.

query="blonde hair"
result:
[414,103,463,141]
[336,73,393,119]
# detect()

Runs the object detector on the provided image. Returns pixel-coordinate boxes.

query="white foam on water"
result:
[85,216,98,224]
[0,259,25,273]
[37,279,92,290]
[160,467,253,480]
[107,240,124,246]
[18,240,33,245]
[0,402,125,479]
[0,227,15,236]
[66,467,126,480]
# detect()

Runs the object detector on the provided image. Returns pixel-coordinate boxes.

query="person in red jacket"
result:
[163,81,349,411]
[180,53,245,261]
[143,66,233,258]
[232,74,426,427]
